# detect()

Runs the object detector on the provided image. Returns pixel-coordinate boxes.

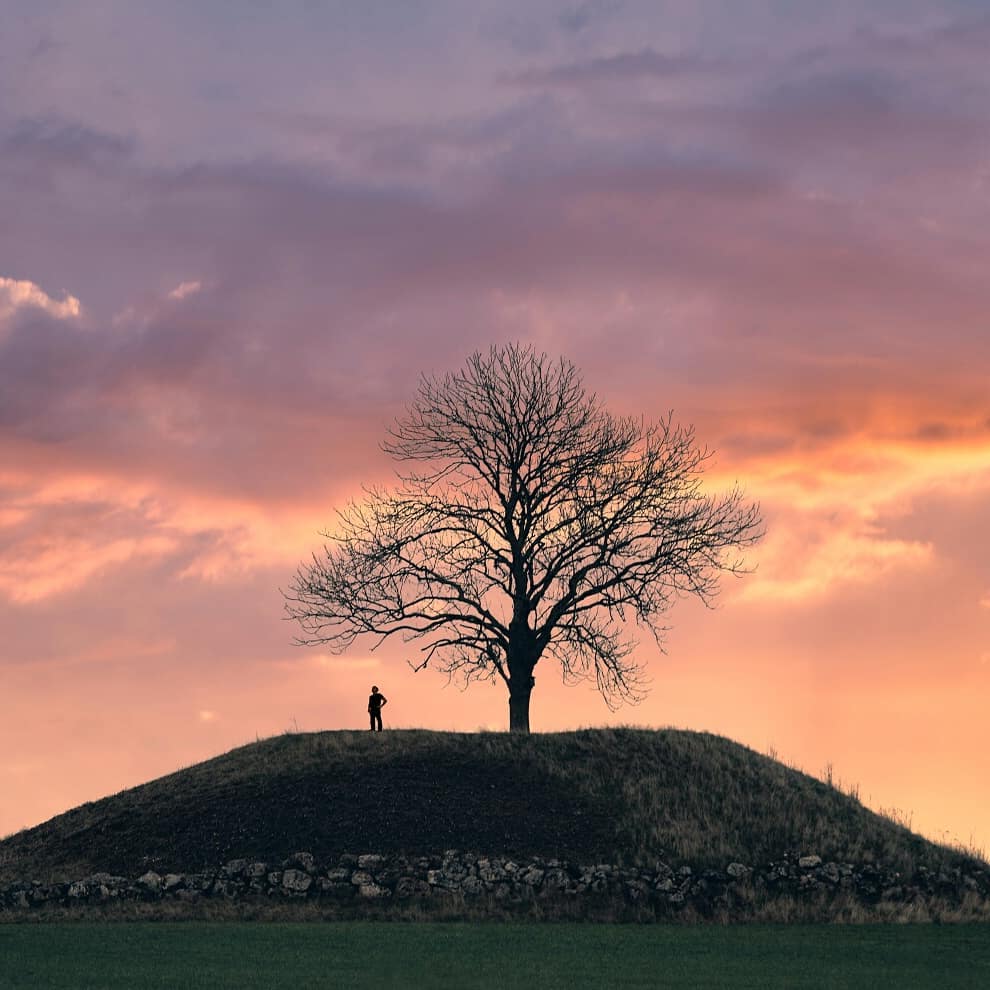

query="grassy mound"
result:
[0,729,980,883]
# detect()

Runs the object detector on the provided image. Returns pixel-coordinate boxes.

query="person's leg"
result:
[374,712,383,731]
[369,712,375,731]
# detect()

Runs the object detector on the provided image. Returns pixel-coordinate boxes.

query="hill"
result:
[0,728,981,884]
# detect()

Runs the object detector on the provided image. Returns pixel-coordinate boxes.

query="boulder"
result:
[285,852,316,874]
[521,867,544,887]
[221,859,248,879]
[136,871,162,894]
[163,874,185,892]
[282,869,313,895]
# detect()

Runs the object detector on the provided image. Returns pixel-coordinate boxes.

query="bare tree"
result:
[285,344,763,732]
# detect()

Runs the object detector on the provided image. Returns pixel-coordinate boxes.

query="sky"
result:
[1,0,988,857]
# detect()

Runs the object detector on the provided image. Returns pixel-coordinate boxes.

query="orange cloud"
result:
[0,532,177,603]
[709,408,990,605]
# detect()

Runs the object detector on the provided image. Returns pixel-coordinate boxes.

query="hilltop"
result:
[1,728,981,886]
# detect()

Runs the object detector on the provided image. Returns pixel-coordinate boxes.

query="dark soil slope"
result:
[0,729,980,883]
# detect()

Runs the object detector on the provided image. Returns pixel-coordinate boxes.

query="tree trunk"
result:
[508,677,533,733]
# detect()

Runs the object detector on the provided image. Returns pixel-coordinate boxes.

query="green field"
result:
[1,922,988,989]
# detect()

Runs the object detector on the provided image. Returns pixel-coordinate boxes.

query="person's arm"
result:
[380,696,388,707]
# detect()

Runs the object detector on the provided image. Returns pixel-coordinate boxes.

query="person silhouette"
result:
[368,685,388,731]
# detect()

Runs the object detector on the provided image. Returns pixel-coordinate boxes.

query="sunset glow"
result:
[1,2,988,857]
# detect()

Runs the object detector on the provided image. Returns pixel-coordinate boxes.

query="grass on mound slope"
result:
[0,728,980,883]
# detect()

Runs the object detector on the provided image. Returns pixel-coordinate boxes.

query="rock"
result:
[462,876,484,896]
[521,867,544,887]
[212,879,242,899]
[28,886,50,906]
[441,862,468,885]
[137,871,162,894]
[285,852,316,873]
[221,859,248,878]
[282,869,313,894]
[478,859,504,884]
[395,877,425,899]
[6,849,980,916]
[163,874,185,892]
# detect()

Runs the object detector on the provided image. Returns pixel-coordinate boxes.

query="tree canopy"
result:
[285,343,763,731]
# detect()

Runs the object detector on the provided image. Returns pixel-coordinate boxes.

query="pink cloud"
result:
[1,0,989,857]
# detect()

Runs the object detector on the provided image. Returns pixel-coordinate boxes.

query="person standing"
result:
[368,685,388,731]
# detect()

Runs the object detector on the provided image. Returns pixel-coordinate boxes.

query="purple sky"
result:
[2,1,989,857]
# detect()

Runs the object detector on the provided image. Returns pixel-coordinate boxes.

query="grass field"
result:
[1,922,988,989]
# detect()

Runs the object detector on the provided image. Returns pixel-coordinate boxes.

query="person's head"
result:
[371,685,379,694]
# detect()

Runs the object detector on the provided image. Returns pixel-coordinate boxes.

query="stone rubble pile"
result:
[2,850,987,912]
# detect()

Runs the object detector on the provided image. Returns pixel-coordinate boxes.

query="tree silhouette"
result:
[285,344,763,732]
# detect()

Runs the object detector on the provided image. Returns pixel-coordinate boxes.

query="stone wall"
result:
[3,850,988,916]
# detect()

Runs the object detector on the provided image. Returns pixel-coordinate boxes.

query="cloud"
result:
[167,280,202,300]
[0,468,341,605]
[0,529,176,603]
[726,414,990,607]
[0,275,80,322]
[1,118,133,172]
[505,48,708,87]
[741,517,934,605]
